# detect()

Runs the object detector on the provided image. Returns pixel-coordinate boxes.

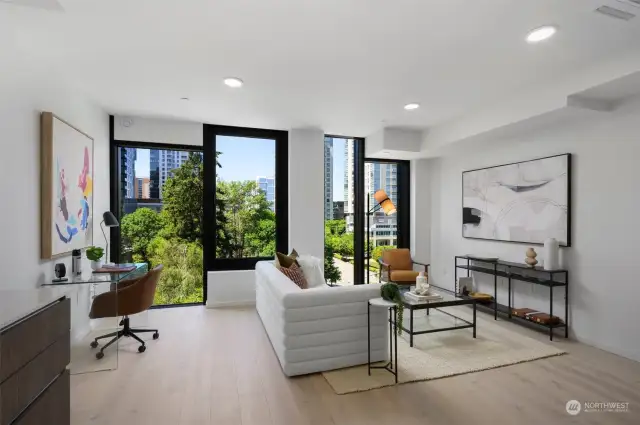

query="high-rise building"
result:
[149,150,192,199]
[324,137,333,220]
[150,149,160,199]
[256,176,276,211]
[134,177,150,199]
[120,148,136,199]
[343,141,399,246]
[332,201,345,220]
[344,139,355,232]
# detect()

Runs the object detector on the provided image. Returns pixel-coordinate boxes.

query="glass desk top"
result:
[42,263,148,286]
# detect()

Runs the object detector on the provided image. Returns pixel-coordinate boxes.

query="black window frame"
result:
[203,124,288,271]
[109,115,206,306]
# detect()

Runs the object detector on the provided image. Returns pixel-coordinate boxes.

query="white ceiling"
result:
[2,0,640,136]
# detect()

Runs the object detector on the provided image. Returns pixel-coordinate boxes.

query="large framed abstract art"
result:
[41,112,94,259]
[462,154,571,247]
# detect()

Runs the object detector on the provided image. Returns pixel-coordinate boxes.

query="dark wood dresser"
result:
[0,290,70,425]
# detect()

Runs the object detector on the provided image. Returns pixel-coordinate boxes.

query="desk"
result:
[42,263,148,373]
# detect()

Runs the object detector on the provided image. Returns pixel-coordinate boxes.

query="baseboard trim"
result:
[206,300,256,309]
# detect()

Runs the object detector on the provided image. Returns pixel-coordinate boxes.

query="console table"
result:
[454,255,568,340]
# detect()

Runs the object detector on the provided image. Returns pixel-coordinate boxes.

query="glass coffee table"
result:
[401,285,477,347]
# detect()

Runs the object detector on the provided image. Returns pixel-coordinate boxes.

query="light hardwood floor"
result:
[71,306,640,425]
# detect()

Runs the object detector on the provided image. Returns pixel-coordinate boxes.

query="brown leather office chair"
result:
[377,249,429,286]
[89,265,163,359]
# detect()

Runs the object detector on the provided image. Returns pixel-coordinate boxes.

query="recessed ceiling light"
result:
[526,25,557,43]
[180,97,189,101]
[224,77,244,88]
[404,103,420,111]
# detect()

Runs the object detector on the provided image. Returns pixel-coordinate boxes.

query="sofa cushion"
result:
[296,254,325,288]
[280,263,308,289]
[390,270,420,283]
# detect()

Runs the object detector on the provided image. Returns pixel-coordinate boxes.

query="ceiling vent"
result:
[595,5,636,20]
[0,0,63,11]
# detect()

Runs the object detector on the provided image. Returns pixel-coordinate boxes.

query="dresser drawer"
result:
[13,370,69,425]
[0,332,70,425]
[0,298,70,384]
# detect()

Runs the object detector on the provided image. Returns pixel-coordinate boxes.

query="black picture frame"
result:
[461,153,572,247]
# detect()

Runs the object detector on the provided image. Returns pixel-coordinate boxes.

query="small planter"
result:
[90,260,103,271]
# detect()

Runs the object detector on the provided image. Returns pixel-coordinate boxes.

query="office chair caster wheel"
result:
[90,341,99,349]
[153,332,159,340]
[96,351,104,360]
[138,345,146,353]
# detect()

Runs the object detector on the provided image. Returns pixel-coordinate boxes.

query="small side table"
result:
[368,297,398,383]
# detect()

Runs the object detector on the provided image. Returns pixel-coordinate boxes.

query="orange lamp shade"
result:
[374,190,396,215]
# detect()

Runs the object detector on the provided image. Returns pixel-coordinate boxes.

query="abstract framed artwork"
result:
[462,154,571,247]
[41,112,94,259]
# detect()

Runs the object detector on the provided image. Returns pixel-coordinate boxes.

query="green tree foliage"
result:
[120,208,166,264]
[217,180,275,258]
[162,152,203,243]
[371,245,396,263]
[324,244,342,284]
[147,237,203,305]
[325,219,354,258]
[120,151,276,305]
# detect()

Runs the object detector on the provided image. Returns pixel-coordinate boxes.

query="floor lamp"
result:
[367,190,396,284]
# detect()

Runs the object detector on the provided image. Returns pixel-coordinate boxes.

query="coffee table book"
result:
[405,292,443,302]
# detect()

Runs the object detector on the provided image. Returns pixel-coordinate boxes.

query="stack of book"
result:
[405,291,442,302]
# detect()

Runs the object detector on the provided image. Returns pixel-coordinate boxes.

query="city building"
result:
[332,201,344,220]
[134,177,150,199]
[324,137,333,219]
[344,139,355,232]
[256,176,276,211]
[120,147,136,199]
[149,149,192,199]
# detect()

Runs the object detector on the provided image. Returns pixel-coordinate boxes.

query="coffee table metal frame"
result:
[402,286,477,347]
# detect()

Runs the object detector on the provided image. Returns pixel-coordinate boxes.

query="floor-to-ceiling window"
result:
[363,159,411,284]
[111,141,205,306]
[203,125,288,271]
[323,136,356,285]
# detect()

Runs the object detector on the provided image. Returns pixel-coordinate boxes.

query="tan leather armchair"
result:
[89,265,163,359]
[377,249,429,286]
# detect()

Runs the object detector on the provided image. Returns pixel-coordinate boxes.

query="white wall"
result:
[206,270,255,308]
[288,128,325,259]
[0,82,109,288]
[410,159,430,264]
[114,116,203,146]
[0,79,109,340]
[424,98,640,361]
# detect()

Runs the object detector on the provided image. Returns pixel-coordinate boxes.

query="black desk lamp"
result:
[367,190,396,284]
[100,211,119,264]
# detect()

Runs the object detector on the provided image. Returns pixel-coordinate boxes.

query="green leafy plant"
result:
[380,282,403,335]
[86,246,104,262]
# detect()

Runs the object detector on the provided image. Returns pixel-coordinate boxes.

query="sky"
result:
[133,136,345,200]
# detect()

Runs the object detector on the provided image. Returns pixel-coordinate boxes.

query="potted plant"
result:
[86,246,105,271]
[380,282,403,335]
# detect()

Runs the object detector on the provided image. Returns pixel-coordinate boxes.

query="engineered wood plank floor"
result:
[71,306,640,425]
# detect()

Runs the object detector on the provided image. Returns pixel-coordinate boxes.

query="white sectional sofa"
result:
[255,259,388,376]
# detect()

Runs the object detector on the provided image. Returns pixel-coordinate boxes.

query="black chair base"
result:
[90,316,159,359]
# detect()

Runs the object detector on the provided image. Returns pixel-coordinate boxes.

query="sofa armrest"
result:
[282,283,382,309]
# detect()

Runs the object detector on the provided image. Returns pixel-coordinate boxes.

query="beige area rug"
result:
[323,307,566,394]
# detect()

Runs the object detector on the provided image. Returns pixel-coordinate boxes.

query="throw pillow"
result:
[280,263,308,289]
[275,249,299,269]
[296,254,326,288]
